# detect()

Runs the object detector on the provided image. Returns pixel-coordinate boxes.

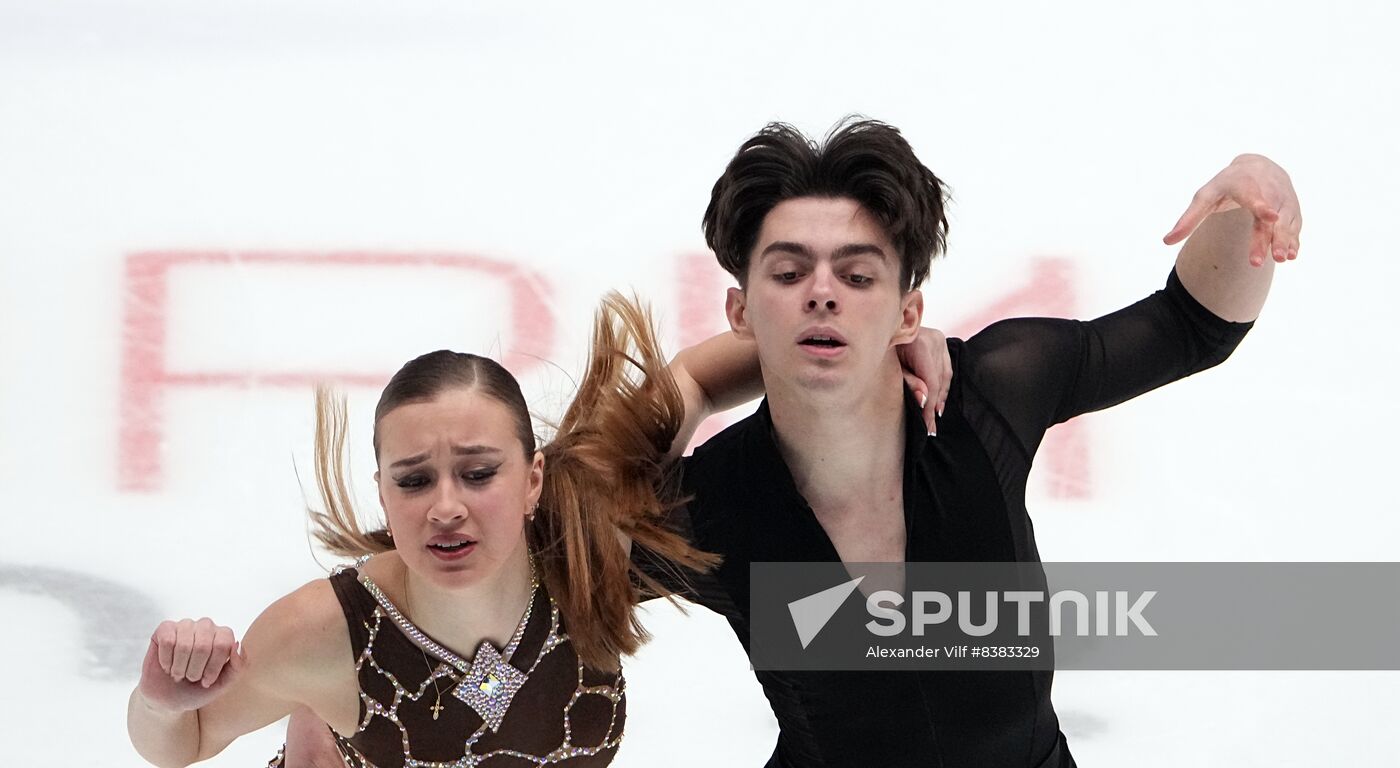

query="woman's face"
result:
[374,387,543,590]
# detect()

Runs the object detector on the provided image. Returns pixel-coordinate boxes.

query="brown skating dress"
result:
[270,564,625,768]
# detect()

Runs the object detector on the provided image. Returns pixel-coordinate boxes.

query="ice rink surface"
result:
[2,2,1398,765]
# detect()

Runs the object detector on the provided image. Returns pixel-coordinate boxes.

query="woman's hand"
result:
[897,327,953,434]
[128,584,337,767]
[138,618,246,714]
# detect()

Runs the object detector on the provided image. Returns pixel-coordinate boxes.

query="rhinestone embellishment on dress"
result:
[454,640,529,731]
[303,561,625,767]
[358,563,539,733]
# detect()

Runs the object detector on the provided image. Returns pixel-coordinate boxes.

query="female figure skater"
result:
[127,294,950,767]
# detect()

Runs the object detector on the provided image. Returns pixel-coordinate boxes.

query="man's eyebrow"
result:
[388,445,503,469]
[759,241,814,260]
[832,243,889,261]
[758,241,889,262]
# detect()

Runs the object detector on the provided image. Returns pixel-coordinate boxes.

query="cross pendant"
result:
[430,697,444,720]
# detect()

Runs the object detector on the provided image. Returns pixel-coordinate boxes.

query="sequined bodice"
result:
[317,566,626,768]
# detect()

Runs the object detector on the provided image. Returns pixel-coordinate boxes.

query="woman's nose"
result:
[427,486,468,524]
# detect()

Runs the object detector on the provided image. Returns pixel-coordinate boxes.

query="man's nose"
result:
[805,267,839,313]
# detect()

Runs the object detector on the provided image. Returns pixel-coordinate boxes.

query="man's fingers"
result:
[1165,188,1233,244]
[1246,192,1283,264]
[1249,216,1275,267]
[1249,198,1280,224]
[1172,155,1299,264]
[1163,202,1208,246]
[1286,214,1302,259]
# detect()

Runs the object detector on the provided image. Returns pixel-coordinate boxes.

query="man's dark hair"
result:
[702,117,950,291]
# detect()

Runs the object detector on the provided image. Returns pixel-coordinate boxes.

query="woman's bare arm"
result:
[127,580,350,767]
[666,327,953,458]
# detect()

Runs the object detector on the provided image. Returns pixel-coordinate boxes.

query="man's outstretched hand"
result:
[1163,154,1301,267]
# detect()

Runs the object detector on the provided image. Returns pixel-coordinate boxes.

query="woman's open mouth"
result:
[427,535,477,561]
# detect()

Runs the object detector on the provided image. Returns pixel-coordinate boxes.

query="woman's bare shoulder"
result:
[259,552,401,640]
[356,552,405,599]
[242,576,355,688]
[198,576,362,740]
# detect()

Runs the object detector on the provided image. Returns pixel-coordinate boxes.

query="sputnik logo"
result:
[787,576,864,649]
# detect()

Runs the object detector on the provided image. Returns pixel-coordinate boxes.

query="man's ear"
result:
[725,286,754,340]
[893,289,924,345]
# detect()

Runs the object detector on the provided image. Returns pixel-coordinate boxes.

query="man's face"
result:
[726,196,922,395]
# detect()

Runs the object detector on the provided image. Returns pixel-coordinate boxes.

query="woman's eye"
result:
[396,475,428,490]
[462,469,498,484]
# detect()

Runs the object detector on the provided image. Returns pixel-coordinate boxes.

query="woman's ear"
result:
[526,450,545,509]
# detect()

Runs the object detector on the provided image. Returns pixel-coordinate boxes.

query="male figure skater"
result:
[647,118,1299,767]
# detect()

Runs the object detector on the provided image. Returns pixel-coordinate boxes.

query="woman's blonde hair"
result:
[308,292,717,671]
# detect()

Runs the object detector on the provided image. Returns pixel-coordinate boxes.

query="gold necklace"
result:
[404,571,452,720]
[401,553,539,726]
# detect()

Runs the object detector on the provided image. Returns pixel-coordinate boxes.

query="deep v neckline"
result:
[757,399,918,567]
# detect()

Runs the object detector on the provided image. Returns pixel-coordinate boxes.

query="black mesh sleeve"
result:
[961,267,1255,458]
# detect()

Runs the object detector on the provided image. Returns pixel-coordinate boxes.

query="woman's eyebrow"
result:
[388,445,503,469]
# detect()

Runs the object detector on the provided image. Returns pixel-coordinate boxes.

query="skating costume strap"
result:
[329,565,377,660]
[263,564,377,768]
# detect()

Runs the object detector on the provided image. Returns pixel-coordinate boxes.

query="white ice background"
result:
[1,1,1397,766]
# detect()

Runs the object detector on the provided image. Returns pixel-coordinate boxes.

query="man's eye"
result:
[775,271,801,283]
[847,274,873,286]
